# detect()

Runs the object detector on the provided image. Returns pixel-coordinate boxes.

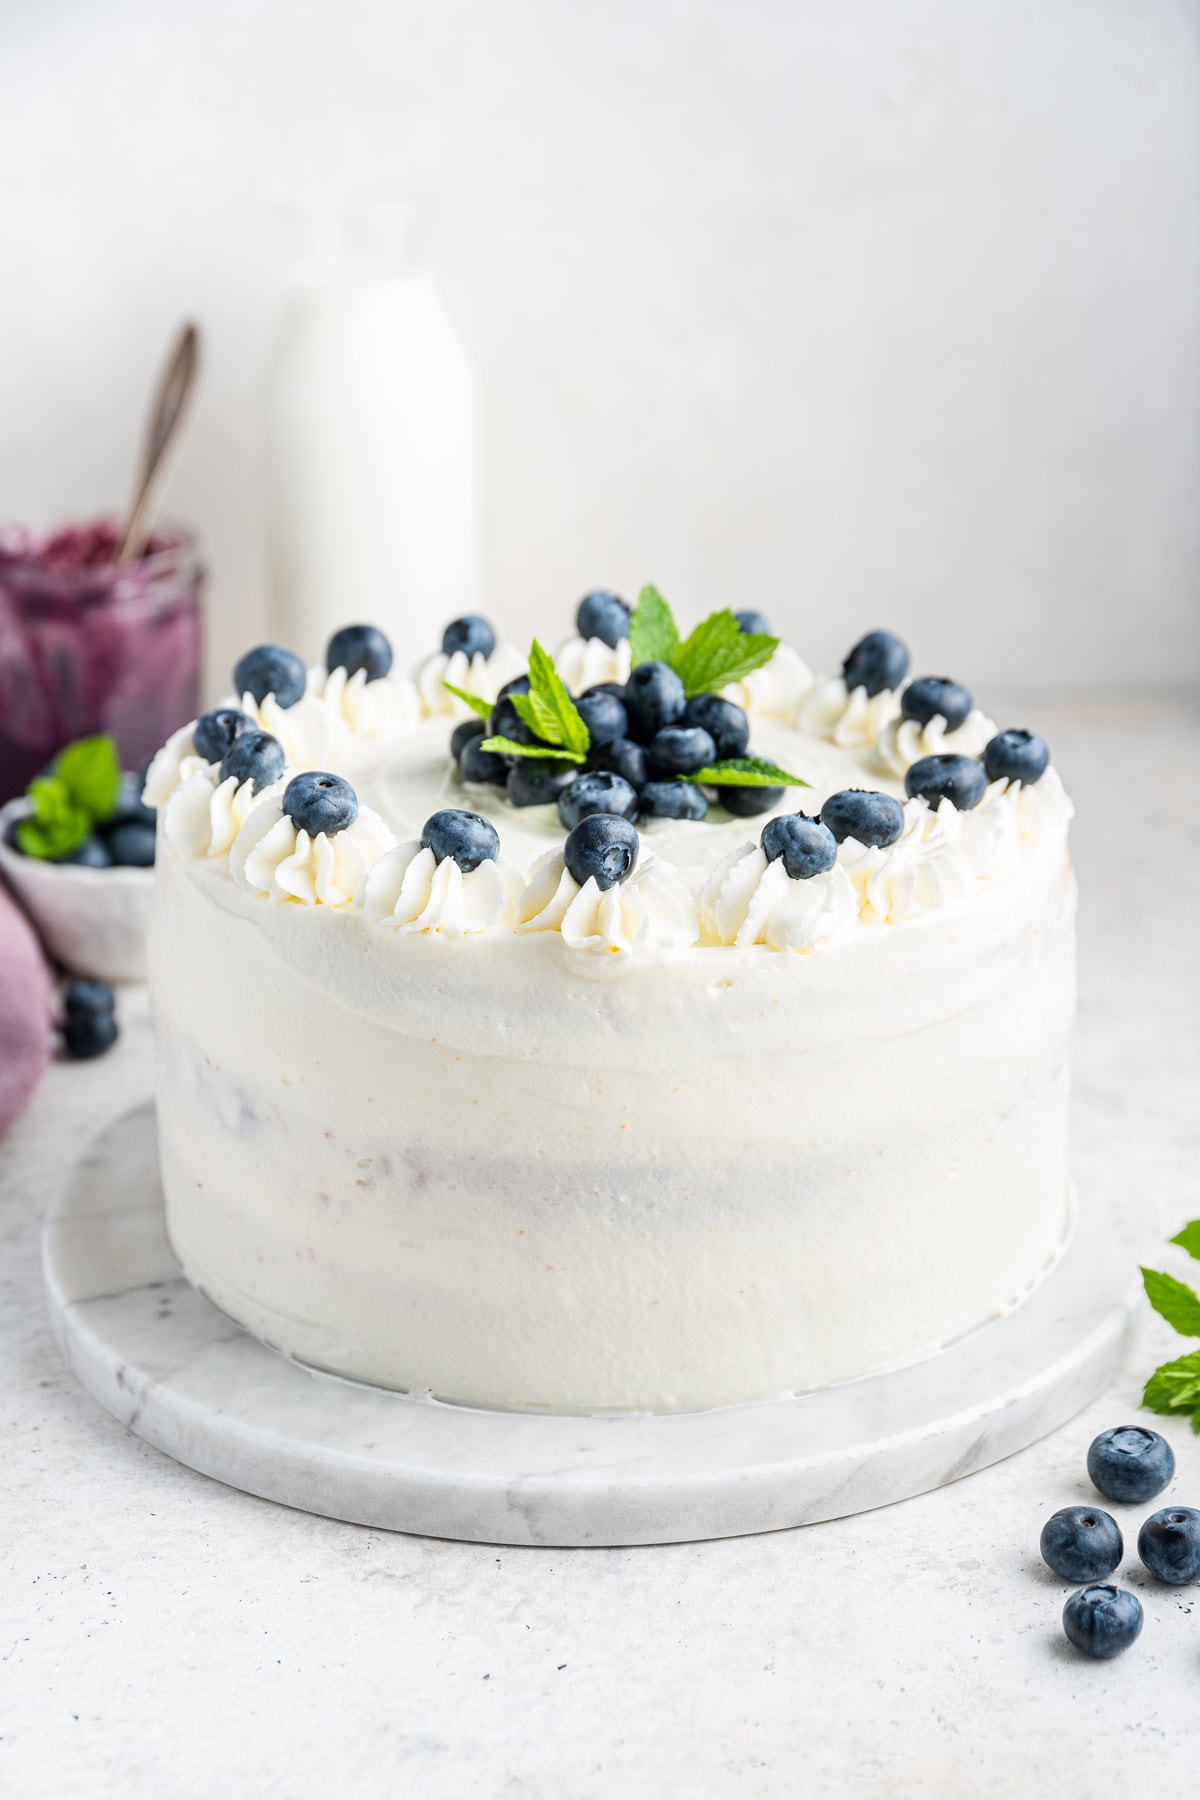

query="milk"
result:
[264,199,482,669]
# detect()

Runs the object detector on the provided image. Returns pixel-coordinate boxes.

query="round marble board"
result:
[44,1104,1139,1548]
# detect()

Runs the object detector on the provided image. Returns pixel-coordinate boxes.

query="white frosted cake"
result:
[144,592,1075,1413]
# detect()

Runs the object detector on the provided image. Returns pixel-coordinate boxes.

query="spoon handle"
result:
[115,322,201,566]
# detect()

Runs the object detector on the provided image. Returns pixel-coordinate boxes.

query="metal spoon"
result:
[115,321,201,564]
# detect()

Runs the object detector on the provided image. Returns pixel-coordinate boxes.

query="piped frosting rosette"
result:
[554,634,632,693]
[142,722,213,808]
[516,847,699,954]
[230,794,395,906]
[797,676,904,748]
[838,799,975,923]
[360,840,524,935]
[699,844,858,951]
[874,707,997,779]
[163,768,273,863]
[415,643,527,717]
[720,643,814,721]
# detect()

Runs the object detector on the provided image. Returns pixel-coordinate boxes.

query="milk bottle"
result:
[264,197,482,668]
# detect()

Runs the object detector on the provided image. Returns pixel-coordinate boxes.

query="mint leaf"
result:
[509,640,589,757]
[673,609,779,697]
[15,775,93,860]
[442,681,493,720]
[1141,1266,1200,1338]
[54,735,120,821]
[629,585,680,667]
[1170,1221,1200,1262]
[683,756,809,789]
[478,736,585,765]
[1142,1348,1200,1420]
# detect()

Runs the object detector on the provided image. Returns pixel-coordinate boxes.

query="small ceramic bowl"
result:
[0,798,153,983]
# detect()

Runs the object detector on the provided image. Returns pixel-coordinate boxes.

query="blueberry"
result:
[282,771,359,837]
[108,771,157,828]
[716,785,784,818]
[62,1007,119,1059]
[506,760,578,808]
[488,695,540,747]
[459,738,509,787]
[734,609,772,635]
[820,788,905,849]
[761,812,837,879]
[581,681,627,702]
[420,808,499,873]
[904,754,987,812]
[442,615,496,660]
[563,814,639,891]
[105,821,156,867]
[575,690,628,748]
[56,833,112,868]
[496,674,531,700]
[595,738,648,789]
[623,662,686,743]
[1137,1508,1200,1585]
[648,726,716,778]
[63,979,115,1018]
[682,694,749,761]
[192,706,252,766]
[220,730,286,795]
[326,623,393,682]
[638,780,708,822]
[576,591,630,648]
[842,630,909,698]
[451,718,486,762]
[233,644,307,709]
[1040,1507,1124,1582]
[901,676,973,733]
[983,729,1050,786]
[557,770,639,830]
[1087,1426,1175,1504]
[1062,1585,1143,1659]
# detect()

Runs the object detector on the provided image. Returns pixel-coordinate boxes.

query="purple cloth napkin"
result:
[0,881,53,1134]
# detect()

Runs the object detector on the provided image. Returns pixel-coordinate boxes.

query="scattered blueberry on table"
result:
[1061,1585,1144,1660]
[60,979,118,1059]
[421,808,500,873]
[1137,1508,1200,1585]
[1087,1426,1175,1504]
[1039,1507,1123,1582]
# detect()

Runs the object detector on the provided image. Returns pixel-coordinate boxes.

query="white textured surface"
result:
[0,5,1197,696]
[4,695,1200,1796]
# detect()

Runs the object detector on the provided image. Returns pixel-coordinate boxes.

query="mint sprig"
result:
[509,640,590,759]
[628,587,779,698]
[1141,1221,1200,1432]
[441,680,493,720]
[683,755,809,790]
[15,734,121,860]
[479,736,586,764]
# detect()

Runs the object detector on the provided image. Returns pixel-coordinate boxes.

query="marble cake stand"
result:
[44,1104,1140,1548]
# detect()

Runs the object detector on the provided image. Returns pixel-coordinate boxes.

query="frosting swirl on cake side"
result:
[874,707,997,778]
[699,845,857,950]
[230,796,395,906]
[555,634,633,693]
[142,723,212,807]
[797,676,903,748]
[516,847,699,953]
[721,643,814,720]
[415,643,527,717]
[360,841,524,934]
[163,769,268,862]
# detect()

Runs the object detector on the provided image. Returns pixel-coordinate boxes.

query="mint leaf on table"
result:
[509,640,590,758]
[478,736,586,765]
[683,755,809,789]
[54,734,120,821]
[14,776,93,859]
[441,681,493,720]
[673,609,779,698]
[1142,1350,1200,1429]
[1141,1266,1200,1337]
[1170,1221,1200,1261]
[629,585,680,667]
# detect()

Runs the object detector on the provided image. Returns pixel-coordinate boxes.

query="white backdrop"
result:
[1,0,1197,699]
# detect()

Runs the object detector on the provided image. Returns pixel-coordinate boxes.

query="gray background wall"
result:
[1,0,1197,699]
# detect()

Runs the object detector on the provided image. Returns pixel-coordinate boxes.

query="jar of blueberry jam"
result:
[0,518,202,802]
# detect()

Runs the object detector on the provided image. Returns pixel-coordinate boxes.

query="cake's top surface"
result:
[144,589,1071,958]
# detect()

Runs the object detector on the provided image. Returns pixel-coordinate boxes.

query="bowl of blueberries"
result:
[0,734,157,984]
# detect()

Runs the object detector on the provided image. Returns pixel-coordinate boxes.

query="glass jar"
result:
[0,517,203,803]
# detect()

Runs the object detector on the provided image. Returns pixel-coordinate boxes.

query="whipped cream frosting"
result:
[721,643,814,720]
[797,676,903,748]
[415,643,527,717]
[516,847,699,953]
[699,844,858,950]
[874,706,997,778]
[838,799,974,923]
[310,664,421,737]
[164,769,267,862]
[360,841,524,935]
[230,796,395,906]
[554,634,633,694]
[142,722,212,808]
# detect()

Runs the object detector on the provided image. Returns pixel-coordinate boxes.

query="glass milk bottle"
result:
[264,196,482,670]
